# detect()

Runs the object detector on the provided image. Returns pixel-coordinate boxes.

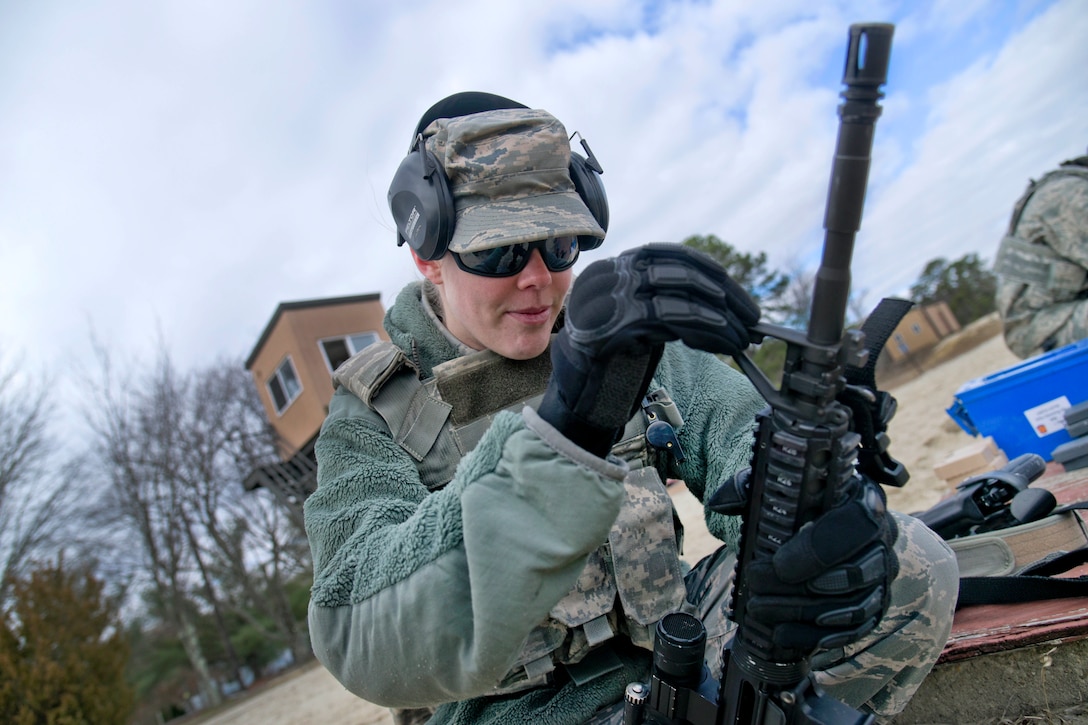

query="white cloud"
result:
[0,0,1084,389]
[860,0,1088,299]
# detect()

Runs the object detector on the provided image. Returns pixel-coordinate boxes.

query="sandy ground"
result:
[192,323,1022,725]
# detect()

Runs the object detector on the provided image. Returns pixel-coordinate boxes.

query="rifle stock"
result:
[625,23,895,725]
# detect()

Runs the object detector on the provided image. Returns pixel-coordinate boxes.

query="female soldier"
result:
[304,92,957,724]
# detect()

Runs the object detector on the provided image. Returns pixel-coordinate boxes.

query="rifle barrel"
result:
[809,23,893,346]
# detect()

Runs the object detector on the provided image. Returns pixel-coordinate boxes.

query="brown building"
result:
[884,301,960,363]
[243,293,387,527]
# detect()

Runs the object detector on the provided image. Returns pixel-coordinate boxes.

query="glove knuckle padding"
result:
[745,476,900,651]
[566,244,761,359]
[808,547,886,595]
[539,243,762,457]
[773,501,878,584]
[632,244,761,324]
[566,261,625,333]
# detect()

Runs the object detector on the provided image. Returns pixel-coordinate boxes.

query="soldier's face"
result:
[413,247,572,360]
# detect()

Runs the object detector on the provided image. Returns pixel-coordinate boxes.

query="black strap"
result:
[957,544,1088,609]
[956,501,1088,608]
[845,297,915,389]
[1053,500,1088,516]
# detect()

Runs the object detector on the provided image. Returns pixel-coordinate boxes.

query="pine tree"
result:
[909,253,998,326]
[681,234,791,313]
[0,558,133,724]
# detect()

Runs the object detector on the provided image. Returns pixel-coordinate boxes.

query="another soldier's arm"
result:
[1041,176,1088,267]
[999,175,1088,357]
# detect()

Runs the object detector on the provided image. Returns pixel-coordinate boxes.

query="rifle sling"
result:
[957,501,1088,608]
[845,296,915,389]
[958,549,1088,607]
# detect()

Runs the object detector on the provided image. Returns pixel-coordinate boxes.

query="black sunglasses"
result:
[452,237,580,277]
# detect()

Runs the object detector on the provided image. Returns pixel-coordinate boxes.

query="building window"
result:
[268,356,302,415]
[911,323,922,335]
[320,331,380,373]
[894,332,909,355]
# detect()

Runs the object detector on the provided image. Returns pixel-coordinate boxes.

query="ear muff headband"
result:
[389,136,609,260]
[412,92,527,140]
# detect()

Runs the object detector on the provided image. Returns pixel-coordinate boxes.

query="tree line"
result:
[682,235,998,382]
[1,348,312,723]
[0,236,998,723]
[683,234,997,331]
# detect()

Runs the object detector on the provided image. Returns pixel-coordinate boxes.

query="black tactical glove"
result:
[736,473,900,652]
[537,243,760,457]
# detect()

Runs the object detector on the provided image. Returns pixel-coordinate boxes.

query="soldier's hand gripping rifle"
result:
[624,24,907,725]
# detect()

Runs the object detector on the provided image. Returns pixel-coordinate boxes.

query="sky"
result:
[2,0,1087,396]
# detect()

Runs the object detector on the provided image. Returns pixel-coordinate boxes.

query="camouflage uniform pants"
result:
[586,512,959,724]
[390,707,434,725]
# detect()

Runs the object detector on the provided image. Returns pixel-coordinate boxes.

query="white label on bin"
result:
[1023,396,1071,437]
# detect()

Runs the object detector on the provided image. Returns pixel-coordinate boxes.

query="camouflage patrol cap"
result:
[422,108,606,254]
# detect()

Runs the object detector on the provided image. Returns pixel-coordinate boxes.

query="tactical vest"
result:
[333,341,688,693]
[994,164,1088,295]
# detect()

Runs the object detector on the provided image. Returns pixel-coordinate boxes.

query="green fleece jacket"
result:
[304,282,765,723]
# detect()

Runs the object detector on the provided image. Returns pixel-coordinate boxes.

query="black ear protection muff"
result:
[388,134,456,261]
[388,93,609,261]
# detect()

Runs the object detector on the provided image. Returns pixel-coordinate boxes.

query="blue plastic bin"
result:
[945,338,1088,460]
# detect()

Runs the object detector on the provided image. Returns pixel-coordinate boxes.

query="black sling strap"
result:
[957,501,1088,608]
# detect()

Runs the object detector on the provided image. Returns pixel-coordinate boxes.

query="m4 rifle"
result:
[625,22,902,725]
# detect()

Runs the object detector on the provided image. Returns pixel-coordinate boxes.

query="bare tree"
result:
[778,264,870,330]
[778,265,816,329]
[85,346,311,704]
[0,351,74,600]
[206,488,313,668]
[170,362,311,669]
[87,349,223,707]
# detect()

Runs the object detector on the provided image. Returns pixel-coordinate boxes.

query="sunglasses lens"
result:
[543,237,579,271]
[455,237,580,277]
[456,244,531,276]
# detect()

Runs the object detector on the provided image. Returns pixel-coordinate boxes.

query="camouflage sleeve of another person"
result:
[996,173,1088,358]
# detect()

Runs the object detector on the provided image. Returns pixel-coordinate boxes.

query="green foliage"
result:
[124,620,206,724]
[285,574,313,621]
[0,558,134,724]
[124,621,189,702]
[680,235,790,309]
[231,619,286,673]
[908,253,997,326]
[751,339,787,387]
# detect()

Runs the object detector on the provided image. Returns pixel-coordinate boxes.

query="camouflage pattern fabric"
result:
[607,467,686,638]
[311,281,956,722]
[994,161,1088,358]
[585,513,958,724]
[422,108,605,253]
